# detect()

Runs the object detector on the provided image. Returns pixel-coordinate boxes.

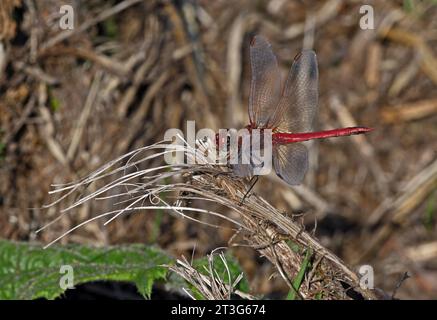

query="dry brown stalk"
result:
[359,159,437,263]
[40,139,379,300]
[380,98,437,124]
[169,250,255,300]
[379,27,437,86]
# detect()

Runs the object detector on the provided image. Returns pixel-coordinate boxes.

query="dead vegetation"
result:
[0,0,436,299]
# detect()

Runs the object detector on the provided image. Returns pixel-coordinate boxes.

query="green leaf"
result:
[0,142,5,161]
[403,0,415,12]
[424,192,436,231]
[287,248,313,300]
[286,240,300,253]
[49,93,61,112]
[102,17,118,38]
[149,211,163,243]
[0,239,172,300]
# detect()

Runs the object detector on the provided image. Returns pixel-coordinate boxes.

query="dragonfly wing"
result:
[249,35,282,128]
[232,163,253,178]
[271,50,318,133]
[273,143,308,185]
[231,139,255,178]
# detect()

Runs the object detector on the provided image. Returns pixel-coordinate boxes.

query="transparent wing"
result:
[231,163,254,178]
[249,35,282,128]
[231,138,264,178]
[273,143,308,185]
[271,50,318,133]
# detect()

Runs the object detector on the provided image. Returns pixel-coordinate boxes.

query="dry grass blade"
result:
[330,95,388,191]
[169,250,255,300]
[358,159,437,263]
[380,98,437,124]
[39,0,143,51]
[283,0,342,40]
[379,27,437,85]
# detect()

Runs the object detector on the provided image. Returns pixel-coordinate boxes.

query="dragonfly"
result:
[218,35,373,188]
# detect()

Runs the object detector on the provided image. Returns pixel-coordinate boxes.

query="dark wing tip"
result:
[294,49,316,60]
[251,35,270,47]
[293,49,318,81]
[250,36,257,46]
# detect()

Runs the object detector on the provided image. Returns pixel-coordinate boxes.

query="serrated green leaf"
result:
[0,240,172,300]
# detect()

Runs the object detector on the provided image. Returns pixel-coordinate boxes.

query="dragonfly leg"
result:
[239,176,259,205]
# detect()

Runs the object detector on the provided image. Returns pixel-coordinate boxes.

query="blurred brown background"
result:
[0,0,436,299]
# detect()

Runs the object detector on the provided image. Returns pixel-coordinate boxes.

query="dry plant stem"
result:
[191,172,376,299]
[227,188,376,299]
[169,252,255,300]
[379,27,437,85]
[38,47,129,78]
[358,159,437,263]
[1,94,36,146]
[13,61,58,85]
[67,71,102,161]
[226,13,246,128]
[164,2,217,129]
[283,0,342,40]
[42,140,378,300]
[39,0,143,51]
[330,95,388,191]
[380,98,437,124]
